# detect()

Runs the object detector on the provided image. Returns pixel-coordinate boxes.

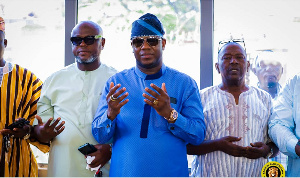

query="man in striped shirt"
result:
[0,18,64,177]
[188,40,278,177]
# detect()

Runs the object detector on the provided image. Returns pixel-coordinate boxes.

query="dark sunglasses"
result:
[131,36,162,48]
[70,35,102,46]
[218,38,246,53]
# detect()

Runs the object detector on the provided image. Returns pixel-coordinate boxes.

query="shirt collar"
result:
[134,63,166,80]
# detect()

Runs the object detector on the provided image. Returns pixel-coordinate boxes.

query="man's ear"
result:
[4,39,7,48]
[162,38,166,50]
[247,61,250,72]
[215,63,220,73]
[100,38,105,49]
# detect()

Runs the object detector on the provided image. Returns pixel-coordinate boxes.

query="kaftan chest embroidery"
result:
[225,102,250,136]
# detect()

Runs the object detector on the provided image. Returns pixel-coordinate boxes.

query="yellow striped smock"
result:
[0,62,49,177]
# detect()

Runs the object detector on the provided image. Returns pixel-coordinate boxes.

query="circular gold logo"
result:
[261,161,285,177]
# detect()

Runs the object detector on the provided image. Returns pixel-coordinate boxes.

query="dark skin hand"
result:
[107,82,129,120]
[32,115,65,143]
[87,144,112,168]
[143,83,173,121]
[107,82,174,122]
[296,140,300,156]
[217,136,247,157]
[187,136,247,156]
[0,118,31,138]
[245,142,271,159]
[187,136,273,159]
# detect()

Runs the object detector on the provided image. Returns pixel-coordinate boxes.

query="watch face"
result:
[170,109,178,121]
[172,110,178,119]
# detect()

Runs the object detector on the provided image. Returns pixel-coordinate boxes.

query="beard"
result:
[267,81,278,88]
[136,57,162,70]
[75,55,97,64]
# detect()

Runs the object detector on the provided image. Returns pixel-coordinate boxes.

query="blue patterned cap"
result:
[131,13,165,39]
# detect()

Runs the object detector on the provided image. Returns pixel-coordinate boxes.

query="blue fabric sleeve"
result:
[92,79,116,144]
[269,75,300,158]
[167,80,206,145]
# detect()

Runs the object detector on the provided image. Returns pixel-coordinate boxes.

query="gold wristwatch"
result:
[164,109,178,123]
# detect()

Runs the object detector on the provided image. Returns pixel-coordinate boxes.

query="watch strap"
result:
[164,109,178,122]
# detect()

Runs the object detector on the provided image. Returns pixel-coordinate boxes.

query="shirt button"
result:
[106,124,110,128]
[170,127,175,130]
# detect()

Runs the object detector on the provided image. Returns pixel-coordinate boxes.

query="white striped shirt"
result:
[191,86,272,177]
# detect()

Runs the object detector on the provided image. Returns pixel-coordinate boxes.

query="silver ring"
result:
[53,128,58,133]
[110,95,117,101]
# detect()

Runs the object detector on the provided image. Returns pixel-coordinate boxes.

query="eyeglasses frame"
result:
[131,36,163,48]
[70,34,102,46]
[218,38,246,54]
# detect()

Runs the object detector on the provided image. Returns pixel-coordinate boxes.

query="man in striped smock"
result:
[188,40,278,177]
[0,17,64,176]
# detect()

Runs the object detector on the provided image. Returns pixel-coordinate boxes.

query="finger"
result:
[50,117,61,129]
[54,121,65,135]
[228,136,242,142]
[112,87,127,99]
[109,82,114,90]
[107,84,121,100]
[55,120,65,130]
[142,93,156,102]
[0,129,13,135]
[56,125,65,135]
[13,127,23,132]
[144,98,155,107]
[250,142,263,148]
[145,87,160,99]
[117,99,129,108]
[150,83,165,95]
[35,115,44,125]
[116,92,129,102]
[161,83,167,93]
[43,118,54,128]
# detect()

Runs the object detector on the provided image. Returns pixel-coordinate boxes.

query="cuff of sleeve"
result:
[287,138,299,158]
[103,114,116,132]
[168,114,186,132]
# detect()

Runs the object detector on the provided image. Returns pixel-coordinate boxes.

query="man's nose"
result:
[79,40,87,46]
[230,56,239,63]
[141,39,151,49]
